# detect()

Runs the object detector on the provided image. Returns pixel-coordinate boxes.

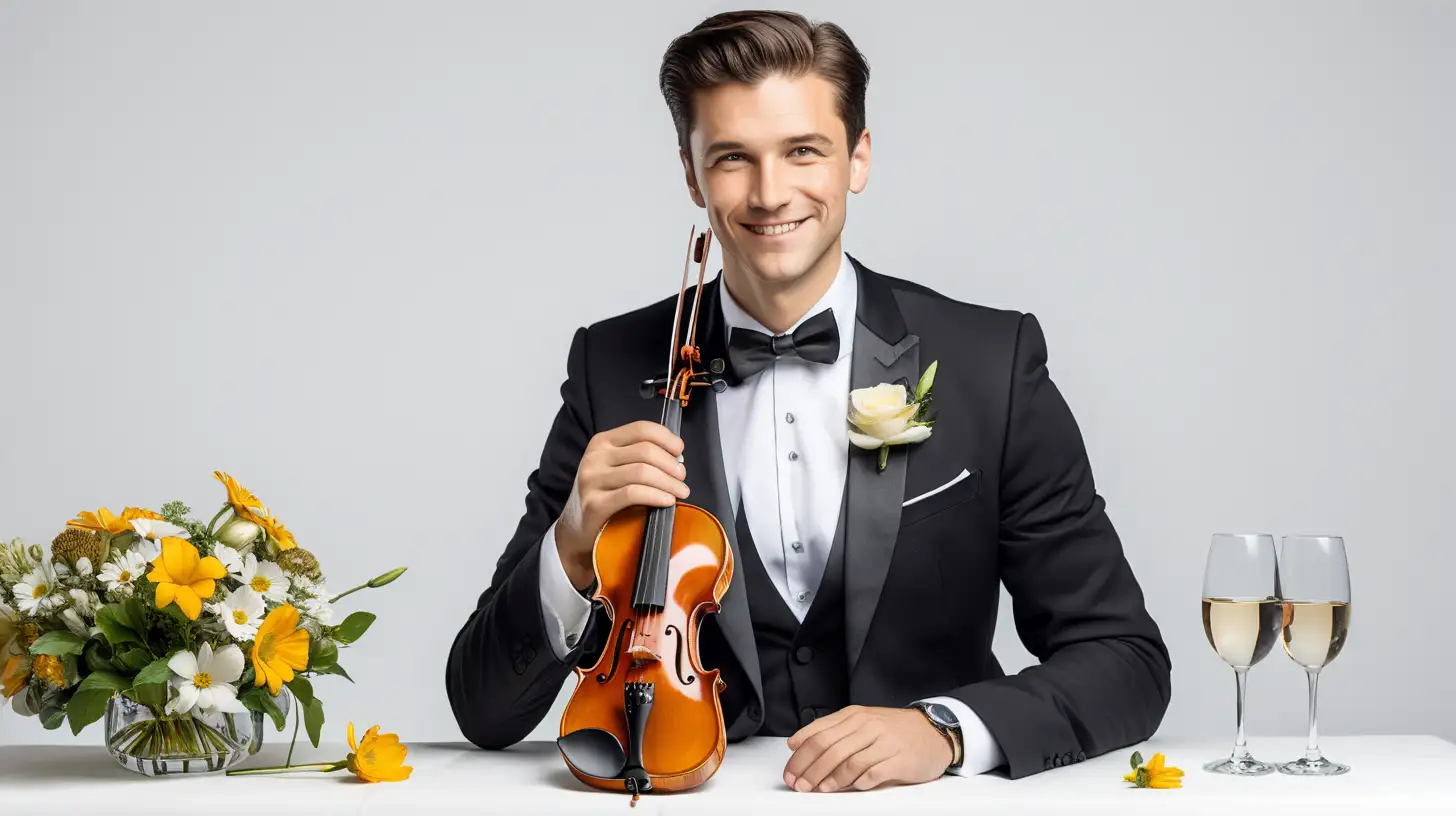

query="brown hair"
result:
[659,10,870,155]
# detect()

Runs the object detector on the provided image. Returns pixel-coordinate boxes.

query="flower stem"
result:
[226,760,347,776]
[328,583,367,604]
[286,698,300,767]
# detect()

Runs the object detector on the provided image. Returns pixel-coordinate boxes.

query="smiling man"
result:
[446,9,1171,792]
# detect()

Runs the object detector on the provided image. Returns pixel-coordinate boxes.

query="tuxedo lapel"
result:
[671,273,764,720]
[843,256,919,675]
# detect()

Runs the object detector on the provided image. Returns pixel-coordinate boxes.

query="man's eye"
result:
[717,153,743,164]
[792,146,821,157]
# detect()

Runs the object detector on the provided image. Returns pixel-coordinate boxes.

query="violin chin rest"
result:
[558,727,627,780]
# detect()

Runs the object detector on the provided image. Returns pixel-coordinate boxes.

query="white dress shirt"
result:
[537,252,1004,776]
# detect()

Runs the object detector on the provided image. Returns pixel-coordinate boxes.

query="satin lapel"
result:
[673,274,763,714]
[843,257,919,675]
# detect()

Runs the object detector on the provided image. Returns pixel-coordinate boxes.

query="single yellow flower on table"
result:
[67,506,164,535]
[147,537,227,620]
[1124,751,1185,788]
[251,603,310,695]
[347,722,414,782]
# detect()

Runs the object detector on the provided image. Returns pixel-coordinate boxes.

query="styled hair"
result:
[658,10,870,155]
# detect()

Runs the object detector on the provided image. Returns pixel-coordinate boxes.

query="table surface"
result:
[1,734,1452,813]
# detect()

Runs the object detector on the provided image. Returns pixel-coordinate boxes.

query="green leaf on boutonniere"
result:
[915,360,938,402]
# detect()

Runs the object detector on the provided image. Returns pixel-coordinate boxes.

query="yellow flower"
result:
[347,722,413,783]
[214,471,265,519]
[31,654,66,688]
[250,604,310,695]
[1124,752,1184,789]
[67,506,164,536]
[251,508,297,551]
[147,537,227,620]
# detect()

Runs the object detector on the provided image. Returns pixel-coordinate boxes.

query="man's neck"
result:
[721,240,843,335]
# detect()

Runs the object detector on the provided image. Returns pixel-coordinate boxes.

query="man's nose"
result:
[748,160,791,212]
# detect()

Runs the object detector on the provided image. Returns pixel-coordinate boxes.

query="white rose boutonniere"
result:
[848,360,938,472]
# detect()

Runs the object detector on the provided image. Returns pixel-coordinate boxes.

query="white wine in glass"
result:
[1277,535,1352,776]
[1201,533,1280,775]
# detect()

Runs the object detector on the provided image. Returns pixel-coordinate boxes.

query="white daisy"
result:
[14,559,60,615]
[165,642,247,716]
[132,536,161,563]
[208,586,264,641]
[98,551,147,594]
[237,555,290,603]
[130,518,188,543]
[214,544,246,578]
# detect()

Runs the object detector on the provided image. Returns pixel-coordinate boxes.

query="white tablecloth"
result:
[1,734,1452,813]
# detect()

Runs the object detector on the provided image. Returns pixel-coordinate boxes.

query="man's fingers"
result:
[601,420,684,457]
[593,460,690,499]
[849,755,904,791]
[795,725,878,793]
[604,440,688,481]
[823,741,897,792]
[787,705,860,751]
[783,717,859,786]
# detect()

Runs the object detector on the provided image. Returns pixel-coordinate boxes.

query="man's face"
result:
[683,72,870,287]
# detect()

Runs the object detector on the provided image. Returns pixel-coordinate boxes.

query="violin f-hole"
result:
[596,618,634,684]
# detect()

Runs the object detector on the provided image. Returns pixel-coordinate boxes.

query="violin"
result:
[556,226,734,802]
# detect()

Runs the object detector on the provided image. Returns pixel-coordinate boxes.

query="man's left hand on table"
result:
[782,705,953,793]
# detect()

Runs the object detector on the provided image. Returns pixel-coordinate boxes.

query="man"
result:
[446,9,1171,792]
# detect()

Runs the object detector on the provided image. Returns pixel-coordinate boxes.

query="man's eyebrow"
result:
[703,132,836,156]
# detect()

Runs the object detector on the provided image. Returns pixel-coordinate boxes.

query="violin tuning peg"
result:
[711,379,728,393]
[709,358,725,374]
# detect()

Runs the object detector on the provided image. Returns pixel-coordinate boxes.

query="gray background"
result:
[2,1,1452,753]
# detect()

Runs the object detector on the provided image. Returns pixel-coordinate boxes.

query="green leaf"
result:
[286,675,315,709]
[29,631,87,657]
[1131,751,1144,770]
[239,665,255,688]
[303,697,324,749]
[116,596,149,635]
[313,662,353,683]
[330,612,375,645]
[132,657,174,688]
[116,645,153,672]
[130,682,168,712]
[95,606,142,648]
[914,359,938,402]
[308,637,338,670]
[240,687,287,731]
[39,692,67,730]
[83,638,118,674]
[65,670,130,735]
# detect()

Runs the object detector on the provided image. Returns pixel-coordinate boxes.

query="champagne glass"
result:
[1201,533,1281,775]
[1276,535,1351,776]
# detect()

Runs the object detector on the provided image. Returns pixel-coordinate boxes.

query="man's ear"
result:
[849,128,871,194]
[681,149,706,208]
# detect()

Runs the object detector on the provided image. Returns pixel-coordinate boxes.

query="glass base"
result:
[1203,756,1276,775]
[1278,756,1350,776]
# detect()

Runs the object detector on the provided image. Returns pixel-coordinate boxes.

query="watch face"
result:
[924,703,958,728]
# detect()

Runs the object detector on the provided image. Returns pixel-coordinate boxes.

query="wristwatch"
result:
[910,702,963,771]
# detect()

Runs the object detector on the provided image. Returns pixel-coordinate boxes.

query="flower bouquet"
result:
[0,471,406,777]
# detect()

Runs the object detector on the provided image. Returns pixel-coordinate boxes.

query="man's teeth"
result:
[747,220,803,235]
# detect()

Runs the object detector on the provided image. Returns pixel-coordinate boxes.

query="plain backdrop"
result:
[2,1,1452,758]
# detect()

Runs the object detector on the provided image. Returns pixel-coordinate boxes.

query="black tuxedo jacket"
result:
[445,255,1171,779]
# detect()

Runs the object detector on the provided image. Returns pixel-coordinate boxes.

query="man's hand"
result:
[554,421,690,590]
[782,705,953,793]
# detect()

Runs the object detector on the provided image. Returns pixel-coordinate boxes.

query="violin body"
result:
[559,502,733,792]
[555,225,734,798]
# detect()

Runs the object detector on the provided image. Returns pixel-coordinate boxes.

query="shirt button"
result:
[791,540,804,553]
[785,412,795,424]
[788,451,799,462]
[796,590,811,603]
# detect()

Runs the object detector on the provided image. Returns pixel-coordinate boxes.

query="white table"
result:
[1,734,1452,813]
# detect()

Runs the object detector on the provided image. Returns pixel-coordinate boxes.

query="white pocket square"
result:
[902,468,973,508]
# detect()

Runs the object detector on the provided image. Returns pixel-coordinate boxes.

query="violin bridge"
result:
[627,645,662,663]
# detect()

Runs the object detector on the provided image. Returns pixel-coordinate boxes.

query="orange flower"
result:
[250,604,310,695]
[347,722,413,782]
[67,506,164,536]
[147,537,227,620]
[251,508,297,551]
[1,654,30,698]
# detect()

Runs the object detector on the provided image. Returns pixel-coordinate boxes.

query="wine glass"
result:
[1276,535,1351,776]
[1201,533,1281,775]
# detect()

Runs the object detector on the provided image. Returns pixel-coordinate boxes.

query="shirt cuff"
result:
[537,520,594,661]
[916,695,1006,776]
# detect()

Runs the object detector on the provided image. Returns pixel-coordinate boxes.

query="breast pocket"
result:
[899,467,982,527]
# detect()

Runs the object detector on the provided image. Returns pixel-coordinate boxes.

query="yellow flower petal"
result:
[161,537,198,582]
[196,555,227,581]
[348,721,359,753]
[155,582,176,610]
[173,586,202,620]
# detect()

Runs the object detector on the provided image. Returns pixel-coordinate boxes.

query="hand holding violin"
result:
[554,421,692,591]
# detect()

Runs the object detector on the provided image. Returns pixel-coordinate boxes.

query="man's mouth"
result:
[743,217,808,236]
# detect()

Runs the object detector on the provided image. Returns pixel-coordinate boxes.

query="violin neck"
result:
[632,392,685,611]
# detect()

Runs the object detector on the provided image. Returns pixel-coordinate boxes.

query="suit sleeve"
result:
[444,325,611,749]
[948,312,1172,779]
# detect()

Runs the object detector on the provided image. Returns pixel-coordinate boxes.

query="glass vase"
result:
[104,690,286,776]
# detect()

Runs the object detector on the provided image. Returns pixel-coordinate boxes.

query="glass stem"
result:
[1232,668,1251,760]
[1304,669,1323,761]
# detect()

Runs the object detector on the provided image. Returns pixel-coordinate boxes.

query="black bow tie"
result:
[726,307,840,381]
